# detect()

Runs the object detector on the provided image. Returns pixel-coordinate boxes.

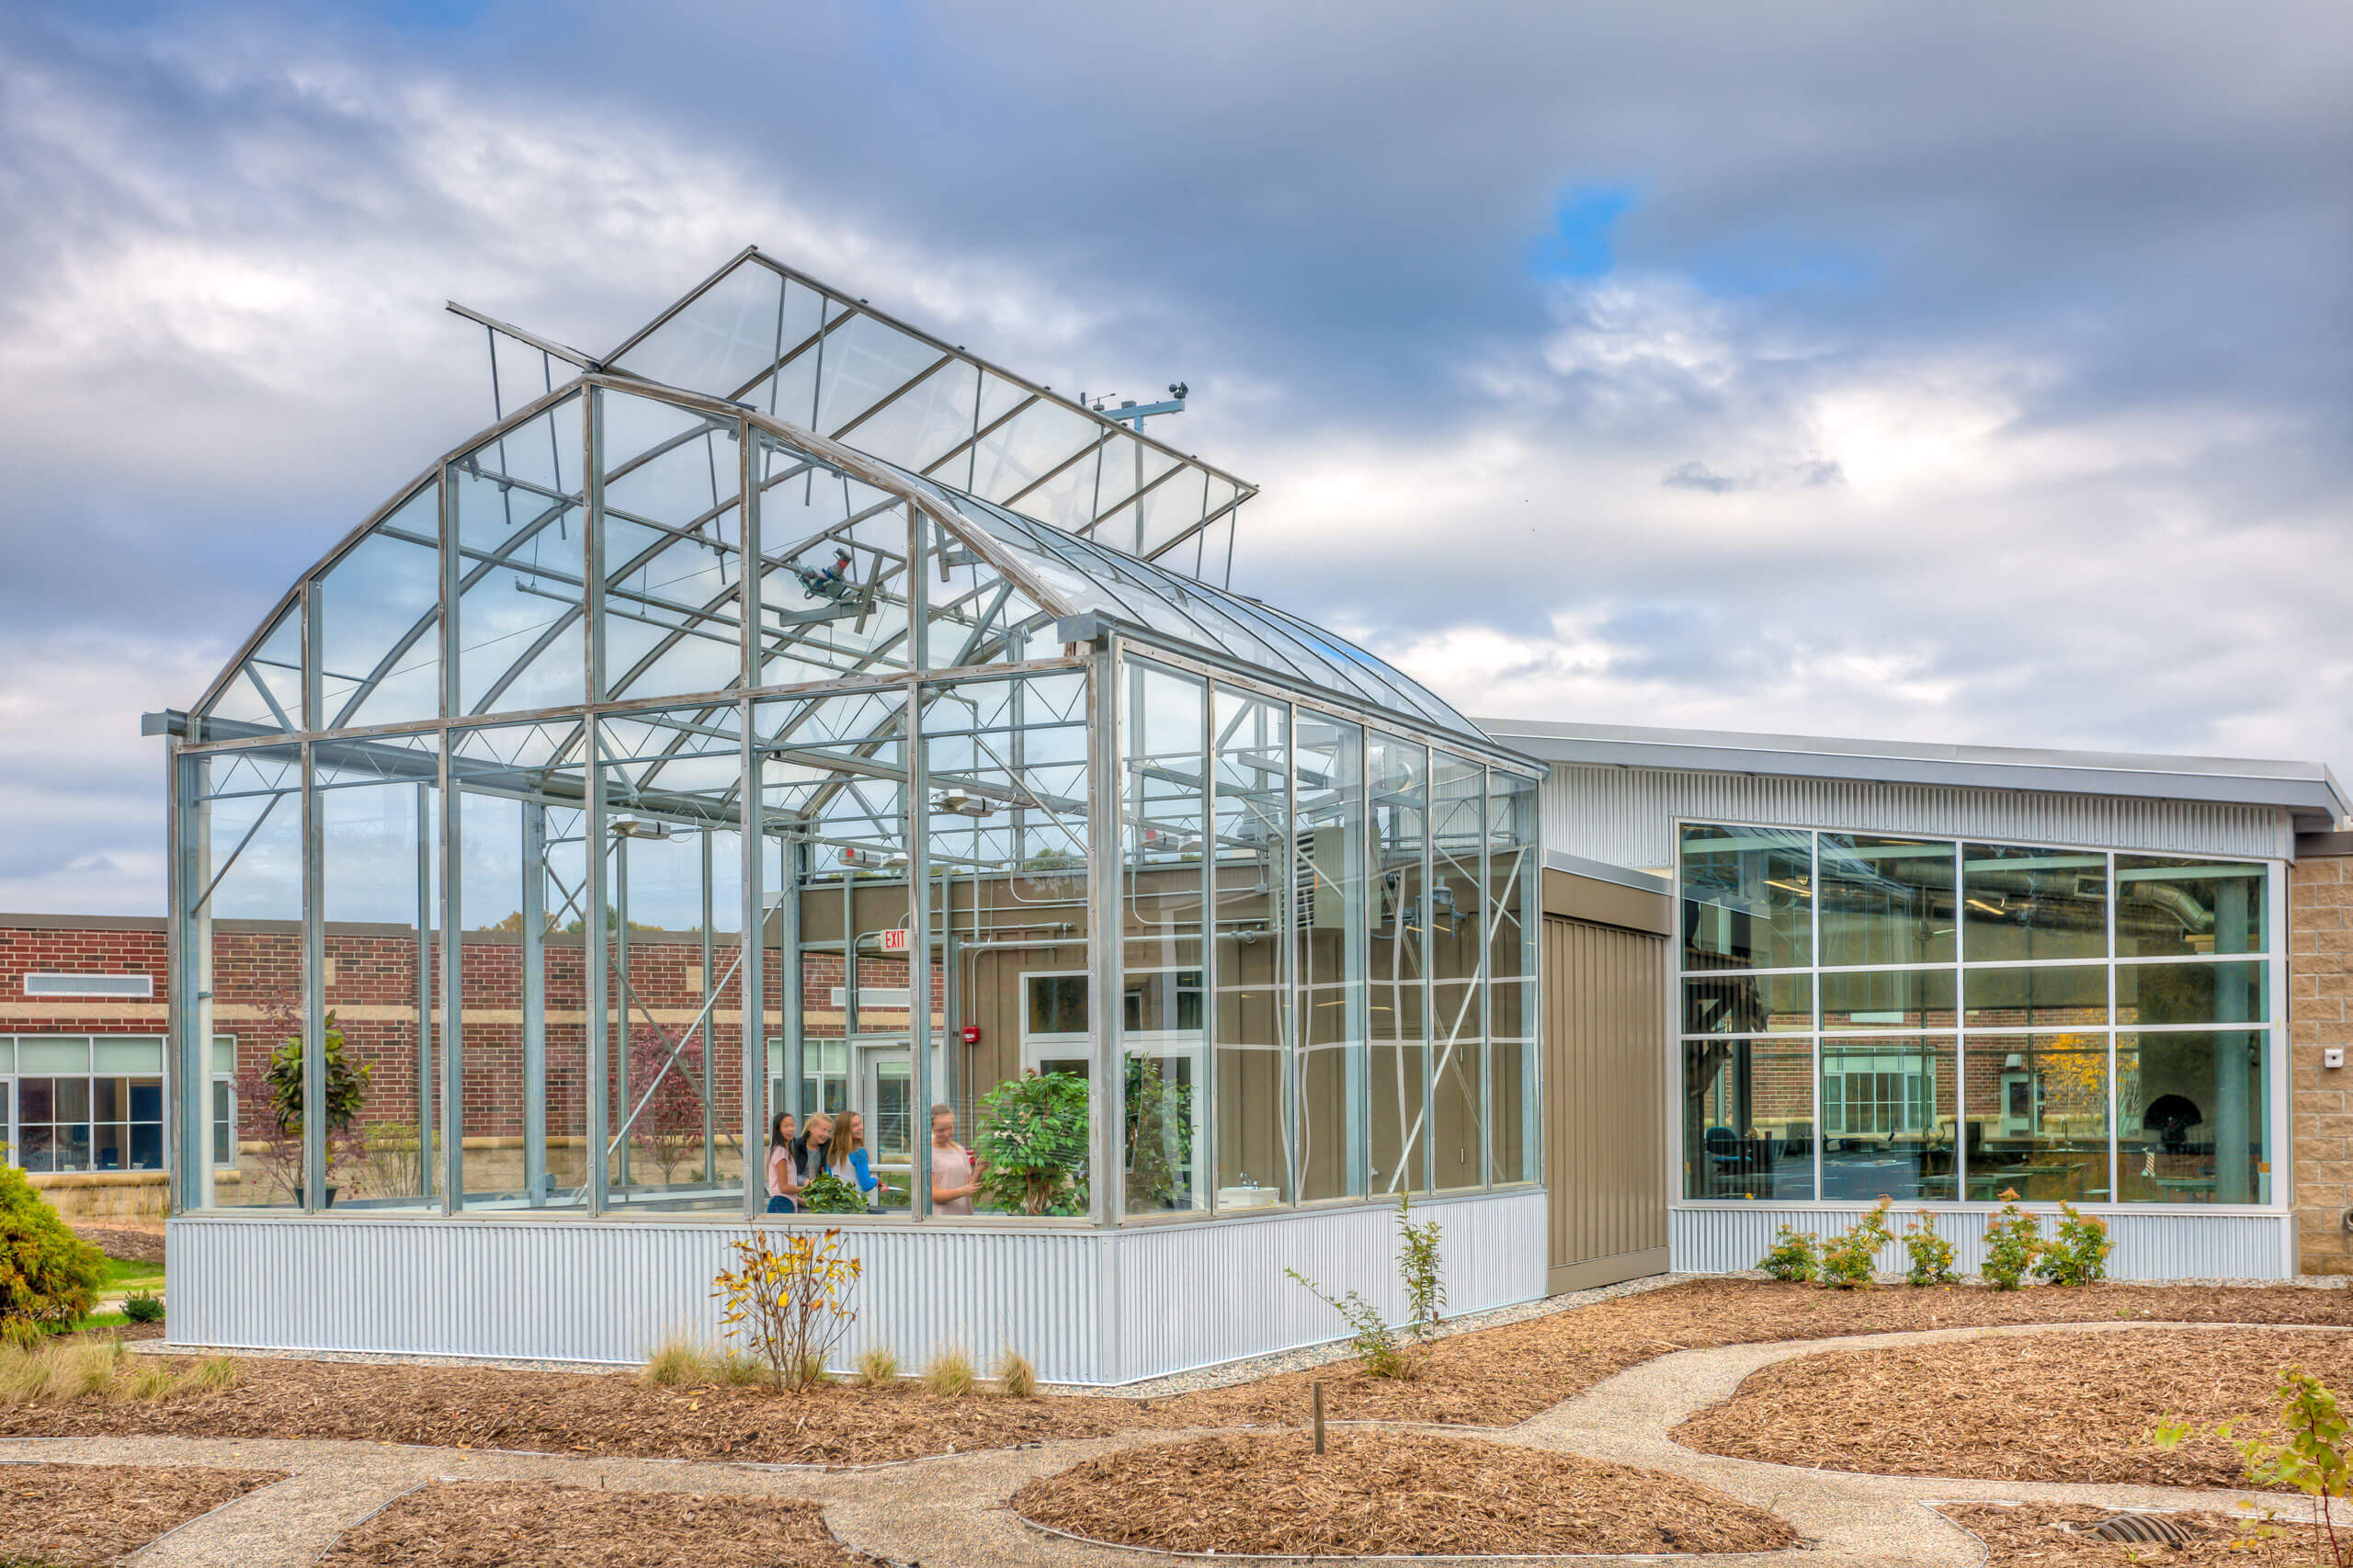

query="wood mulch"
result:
[0,1460,283,1567]
[1012,1430,1798,1558]
[319,1480,874,1568]
[71,1225,166,1265]
[8,1281,2353,1467]
[1677,1327,2353,1488]
[1938,1503,2325,1566]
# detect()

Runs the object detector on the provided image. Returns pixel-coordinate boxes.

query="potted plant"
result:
[974,1071,1090,1215]
[260,1006,371,1207]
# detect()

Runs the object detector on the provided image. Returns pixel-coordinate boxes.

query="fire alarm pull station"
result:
[961,1025,983,1046]
[879,927,910,954]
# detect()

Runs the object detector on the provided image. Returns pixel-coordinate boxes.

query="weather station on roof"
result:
[149,248,1549,1383]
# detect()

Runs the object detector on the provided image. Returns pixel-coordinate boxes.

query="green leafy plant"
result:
[974,1071,1090,1216]
[1981,1192,2044,1290]
[1758,1224,1821,1283]
[266,1011,370,1135]
[710,1229,863,1392]
[1902,1210,1959,1287]
[2156,1367,2352,1565]
[0,1153,104,1347]
[120,1290,165,1325]
[1285,1269,1417,1380]
[1821,1199,1893,1289]
[1396,1192,1445,1338]
[2034,1199,2113,1286]
[1122,1056,1194,1211]
[796,1171,870,1215]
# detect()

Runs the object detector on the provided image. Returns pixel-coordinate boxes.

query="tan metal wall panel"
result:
[1543,915,1669,1287]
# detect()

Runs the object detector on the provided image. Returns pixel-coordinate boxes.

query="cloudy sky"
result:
[2,1,2347,913]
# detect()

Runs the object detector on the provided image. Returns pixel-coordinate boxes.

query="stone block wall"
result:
[2292,840,2353,1273]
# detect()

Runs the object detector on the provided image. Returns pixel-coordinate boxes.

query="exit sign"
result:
[879,927,911,953]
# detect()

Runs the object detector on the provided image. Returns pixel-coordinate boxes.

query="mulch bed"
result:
[318,1480,873,1568]
[0,1460,283,1567]
[71,1226,165,1266]
[1938,1503,2324,1566]
[1012,1430,1798,1558]
[8,1281,2353,1467]
[1677,1327,2353,1488]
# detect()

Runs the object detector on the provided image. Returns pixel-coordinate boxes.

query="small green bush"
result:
[1285,1268,1417,1379]
[1395,1193,1445,1339]
[974,1072,1090,1216]
[796,1171,869,1215]
[1981,1193,2044,1290]
[2035,1200,2113,1286]
[1902,1210,1959,1287]
[120,1291,165,1325]
[1758,1224,1821,1283]
[0,1154,105,1346]
[1821,1199,1893,1290]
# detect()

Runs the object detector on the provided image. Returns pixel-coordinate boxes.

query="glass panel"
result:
[1961,844,2108,962]
[211,1079,233,1169]
[2117,1029,2268,1204]
[1819,835,1954,966]
[1683,972,1812,1035]
[17,1039,89,1074]
[2117,858,2268,957]
[192,743,304,1207]
[1487,770,1540,1186]
[1120,659,1207,1215]
[91,1038,163,1074]
[1680,824,1812,971]
[1962,964,2109,1028]
[1366,733,1427,1196]
[596,389,745,703]
[1682,1039,1814,1199]
[751,432,913,690]
[1294,714,1366,1203]
[319,483,441,729]
[2116,960,2268,1027]
[609,256,797,399]
[318,733,438,1209]
[197,599,302,740]
[1211,687,1291,1210]
[1820,969,1956,1031]
[452,394,586,716]
[1819,1038,1958,1200]
[1428,753,1484,1192]
[1963,1032,2110,1201]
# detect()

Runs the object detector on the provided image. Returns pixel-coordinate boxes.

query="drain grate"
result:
[2079,1513,2197,1546]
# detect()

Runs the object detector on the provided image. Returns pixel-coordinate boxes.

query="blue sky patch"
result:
[1529,183,1639,279]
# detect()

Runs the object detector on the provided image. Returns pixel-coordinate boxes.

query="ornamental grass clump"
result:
[855,1344,899,1387]
[1758,1224,1821,1283]
[996,1349,1038,1400]
[1902,1210,1959,1287]
[0,1337,236,1407]
[1820,1199,1893,1290]
[924,1346,977,1399]
[1981,1193,2045,1290]
[2034,1200,2113,1286]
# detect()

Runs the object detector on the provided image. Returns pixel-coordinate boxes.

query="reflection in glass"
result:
[1366,733,1427,1195]
[2117,1029,2268,1204]
[1961,1033,2110,1202]
[1294,717,1367,1203]
[1121,661,1207,1214]
[1680,824,1812,971]
[1487,769,1540,1186]
[1961,964,2109,1028]
[1820,835,1955,966]
[1682,1040,1815,1199]
[2115,960,2268,1027]
[1428,753,1485,1192]
[1819,1038,1957,1200]
[2116,858,2267,958]
[1820,968,1956,1031]
[1683,972,1811,1035]
[1961,845,2108,962]
[1211,687,1291,1210]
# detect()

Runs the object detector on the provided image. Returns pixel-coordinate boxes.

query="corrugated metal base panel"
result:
[1670,1206,2296,1280]
[165,1193,1549,1388]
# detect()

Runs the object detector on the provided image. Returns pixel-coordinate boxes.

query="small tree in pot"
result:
[974,1071,1089,1216]
[256,1003,371,1205]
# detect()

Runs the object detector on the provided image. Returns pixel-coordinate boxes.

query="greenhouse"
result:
[157,249,1550,1381]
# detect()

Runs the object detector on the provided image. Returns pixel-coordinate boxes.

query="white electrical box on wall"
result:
[2326,1049,2346,1070]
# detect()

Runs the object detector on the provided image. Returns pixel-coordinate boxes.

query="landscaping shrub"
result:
[641,1331,711,1388]
[2157,1366,2353,1564]
[2034,1200,2113,1286]
[0,1155,105,1346]
[855,1344,898,1387]
[711,1229,863,1392]
[1396,1193,1445,1338]
[923,1346,976,1398]
[974,1072,1089,1216]
[1286,1191,1444,1379]
[1820,1199,1893,1290]
[121,1290,165,1325]
[1902,1210,1959,1287]
[795,1172,869,1215]
[1757,1224,1821,1283]
[0,1337,235,1406]
[1981,1193,2044,1290]
[1284,1271,1417,1380]
[996,1349,1038,1399]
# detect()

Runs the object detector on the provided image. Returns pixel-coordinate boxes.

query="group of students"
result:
[763,1103,987,1215]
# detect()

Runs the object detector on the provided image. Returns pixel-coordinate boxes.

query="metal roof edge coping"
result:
[1474,717,2353,829]
[1543,850,1670,896]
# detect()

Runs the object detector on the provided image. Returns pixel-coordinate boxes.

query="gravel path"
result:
[13,1317,2336,1567]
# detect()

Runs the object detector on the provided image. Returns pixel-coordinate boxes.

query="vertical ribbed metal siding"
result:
[1111,1192,1547,1383]
[1544,766,2291,869]
[1669,1206,2294,1279]
[1544,916,1669,1273]
[166,1219,1106,1383]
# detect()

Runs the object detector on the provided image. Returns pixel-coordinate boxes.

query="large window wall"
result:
[1679,823,2278,1207]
